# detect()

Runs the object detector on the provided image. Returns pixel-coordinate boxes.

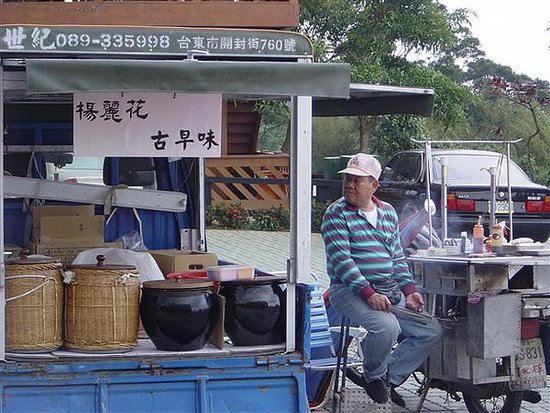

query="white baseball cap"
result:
[338,153,382,180]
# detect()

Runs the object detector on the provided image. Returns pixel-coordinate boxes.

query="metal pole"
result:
[412,139,522,145]
[288,95,312,354]
[506,143,514,241]
[424,142,433,247]
[0,61,5,360]
[489,167,497,228]
[440,157,448,240]
[198,158,206,252]
[411,137,524,243]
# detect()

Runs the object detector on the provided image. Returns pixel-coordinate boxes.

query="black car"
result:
[377,149,550,242]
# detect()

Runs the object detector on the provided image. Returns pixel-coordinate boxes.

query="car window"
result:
[432,154,533,185]
[381,152,422,183]
[46,156,105,186]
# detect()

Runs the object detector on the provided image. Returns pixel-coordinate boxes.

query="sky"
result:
[439,0,550,82]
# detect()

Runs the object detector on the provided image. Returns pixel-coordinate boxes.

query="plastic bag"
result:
[71,247,164,283]
[117,230,148,251]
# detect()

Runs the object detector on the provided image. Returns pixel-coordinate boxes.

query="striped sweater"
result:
[321,196,416,301]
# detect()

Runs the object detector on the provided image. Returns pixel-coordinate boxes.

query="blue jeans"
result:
[329,283,442,386]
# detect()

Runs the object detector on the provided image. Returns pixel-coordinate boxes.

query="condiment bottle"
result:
[472,216,484,254]
[484,238,492,253]
[460,231,471,254]
[491,223,503,255]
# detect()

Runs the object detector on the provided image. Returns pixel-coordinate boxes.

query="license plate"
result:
[494,200,510,214]
[510,338,547,390]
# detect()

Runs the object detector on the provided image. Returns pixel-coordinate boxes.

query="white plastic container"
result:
[207,265,254,281]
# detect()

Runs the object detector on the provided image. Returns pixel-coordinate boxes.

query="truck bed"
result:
[1,340,307,413]
[5,338,285,362]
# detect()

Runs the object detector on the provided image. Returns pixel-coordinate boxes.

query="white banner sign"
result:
[73,92,222,157]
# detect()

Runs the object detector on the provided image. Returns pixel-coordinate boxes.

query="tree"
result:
[298,0,477,154]
[257,1,550,187]
[256,101,290,153]
[427,57,550,186]
[479,76,549,184]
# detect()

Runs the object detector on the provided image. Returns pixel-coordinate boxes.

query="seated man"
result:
[321,153,442,406]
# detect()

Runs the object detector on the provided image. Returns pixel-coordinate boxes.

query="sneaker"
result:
[390,386,406,408]
[364,379,389,404]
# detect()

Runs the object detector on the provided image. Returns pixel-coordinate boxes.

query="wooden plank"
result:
[205,166,226,177]
[0,2,299,28]
[248,165,286,180]
[211,183,240,202]
[210,186,227,202]
[248,165,269,178]
[231,166,255,179]
[227,103,257,114]
[246,166,288,199]
[228,134,255,144]
[251,108,261,154]
[243,183,274,202]
[254,181,288,200]
[226,144,250,155]
[205,155,290,210]
[222,98,228,156]
[205,155,289,169]
[214,166,258,202]
[227,113,256,121]
[262,165,286,179]
[227,124,257,134]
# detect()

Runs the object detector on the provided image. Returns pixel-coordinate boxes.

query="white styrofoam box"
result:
[207,265,254,281]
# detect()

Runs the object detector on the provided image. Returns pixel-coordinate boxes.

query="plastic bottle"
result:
[460,231,472,254]
[491,223,503,255]
[472,216,485,254]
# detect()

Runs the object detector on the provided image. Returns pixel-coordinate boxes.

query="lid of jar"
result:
[143,278,214,290]
[5,248,61,265]
[65,254,137,271]
[220,275,287,286]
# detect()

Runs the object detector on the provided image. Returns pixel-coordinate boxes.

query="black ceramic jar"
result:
[219,276,286,346]
[140,278,218,351]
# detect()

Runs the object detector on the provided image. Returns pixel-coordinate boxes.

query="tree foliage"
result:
[255,1,550,187]
[298,0,476,155]
[256,100,290,152]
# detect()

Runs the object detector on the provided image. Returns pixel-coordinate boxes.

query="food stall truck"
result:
[0,24,436,411]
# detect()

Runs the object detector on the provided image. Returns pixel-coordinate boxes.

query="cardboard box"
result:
[27,240,122,264]
[32,205,95,241]
[149,249,218,276]
[37,215,104,244]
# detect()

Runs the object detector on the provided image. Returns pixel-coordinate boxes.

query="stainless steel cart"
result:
[408,253,550,412]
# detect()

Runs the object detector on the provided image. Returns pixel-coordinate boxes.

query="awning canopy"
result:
[21,59,434,116]
[312,83,435,117]
[26,59,351,99]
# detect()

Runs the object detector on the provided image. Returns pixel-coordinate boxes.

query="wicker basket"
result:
[5,256,63,352]
[64,256,140,352]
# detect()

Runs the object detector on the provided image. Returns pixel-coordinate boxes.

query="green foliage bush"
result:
[312,199,331,233]
[250,205,290,231]
[205,201,329,233]
[205,202,249,229]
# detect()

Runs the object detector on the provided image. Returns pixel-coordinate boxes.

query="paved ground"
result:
[206,229,550,412]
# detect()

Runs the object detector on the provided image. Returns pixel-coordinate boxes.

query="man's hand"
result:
[405,292,424,313]
[366,293,392,312]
